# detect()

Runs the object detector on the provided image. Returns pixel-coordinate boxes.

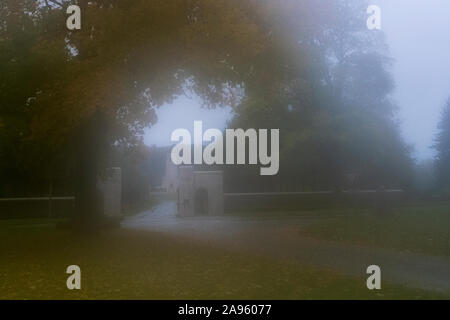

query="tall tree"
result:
[0,0,70,196]
[434,98,450,189]
[2,0,307,227]
[227,0,413,192]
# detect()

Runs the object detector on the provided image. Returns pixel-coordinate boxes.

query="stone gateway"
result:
[176,166,224,216]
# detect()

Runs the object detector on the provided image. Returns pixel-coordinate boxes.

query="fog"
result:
[3,0,450,301]
[144,95,233,147]
[145,0,450,162]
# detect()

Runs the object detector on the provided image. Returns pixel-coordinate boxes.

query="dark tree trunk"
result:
[73,110,108,232]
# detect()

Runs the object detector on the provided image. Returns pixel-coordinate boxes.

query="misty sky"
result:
[145,0,450,161]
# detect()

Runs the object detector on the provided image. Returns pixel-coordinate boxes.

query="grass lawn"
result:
[303,205,450,257]
[0,218,447,299]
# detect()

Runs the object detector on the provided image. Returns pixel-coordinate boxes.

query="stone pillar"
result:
[98,167,122,218]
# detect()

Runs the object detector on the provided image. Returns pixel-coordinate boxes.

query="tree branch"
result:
[46,0,64,8]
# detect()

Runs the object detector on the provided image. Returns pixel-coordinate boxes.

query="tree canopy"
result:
[1,0,414,199]
[226,0,413,191]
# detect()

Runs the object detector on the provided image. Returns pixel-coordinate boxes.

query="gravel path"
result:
[123,201,450,294]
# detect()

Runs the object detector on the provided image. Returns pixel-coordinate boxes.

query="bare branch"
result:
[46,0,64,8]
